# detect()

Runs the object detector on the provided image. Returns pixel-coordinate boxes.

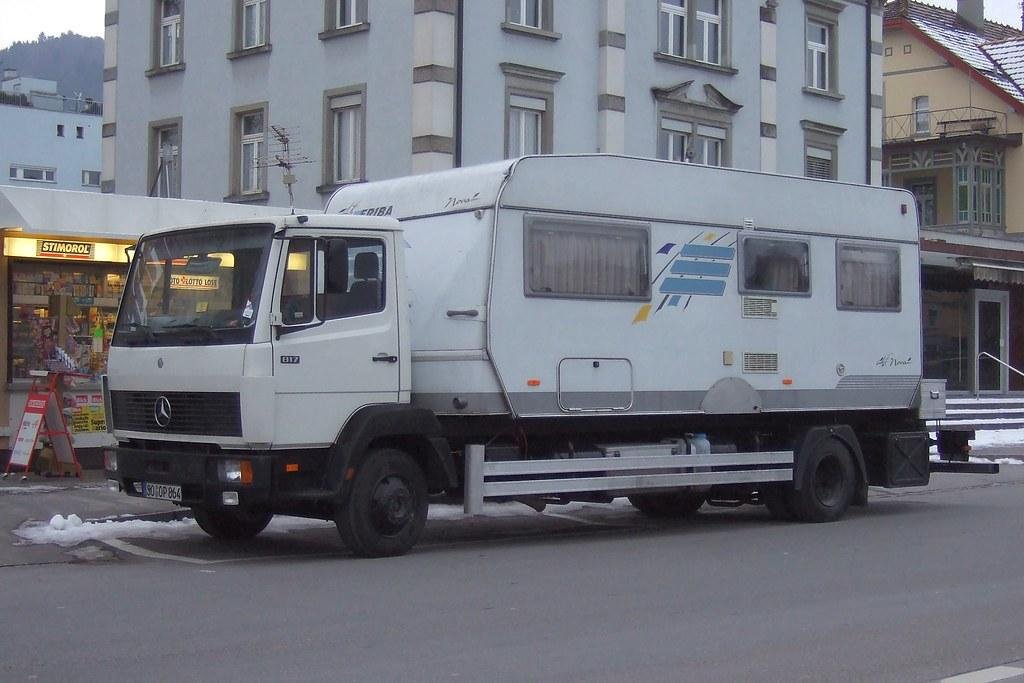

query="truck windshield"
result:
[112,224,275,347]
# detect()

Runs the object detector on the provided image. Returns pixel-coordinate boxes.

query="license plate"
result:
[142,482,182,502]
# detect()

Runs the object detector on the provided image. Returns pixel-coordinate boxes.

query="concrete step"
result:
[930,397,1024,431]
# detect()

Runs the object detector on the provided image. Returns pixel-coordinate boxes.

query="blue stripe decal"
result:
[668,295,681,307]
[657,242,677,255]
[670,261,731,277]
[680,244,735,260]
[660,278,727,296]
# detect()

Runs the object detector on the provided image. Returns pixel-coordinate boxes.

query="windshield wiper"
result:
[160,323,220,343]
[121,325,158,346]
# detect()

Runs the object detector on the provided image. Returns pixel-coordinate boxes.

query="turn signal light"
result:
[219,459,254,486]
[285,463,300,473]
[527,379,541,387]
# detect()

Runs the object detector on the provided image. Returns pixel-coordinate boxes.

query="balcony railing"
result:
[884,107,1007,143]
[0,90,102,115]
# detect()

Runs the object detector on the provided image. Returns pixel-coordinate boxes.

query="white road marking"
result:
[941,665,1024,683]
[103,538,342,565]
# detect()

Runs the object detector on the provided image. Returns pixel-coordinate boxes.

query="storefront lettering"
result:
[36,240,94,260]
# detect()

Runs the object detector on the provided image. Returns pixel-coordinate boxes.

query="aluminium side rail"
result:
[463,444,794,514]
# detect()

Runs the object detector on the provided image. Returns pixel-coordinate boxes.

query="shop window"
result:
[10,261,126,380]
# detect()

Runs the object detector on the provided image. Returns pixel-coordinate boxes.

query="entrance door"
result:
[974,289,1009,393]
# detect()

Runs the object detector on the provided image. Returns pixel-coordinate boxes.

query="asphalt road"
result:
[2,468,1023,683]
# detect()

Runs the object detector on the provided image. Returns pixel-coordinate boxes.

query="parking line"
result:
[941,665,1024,683]
[104,539,216,565]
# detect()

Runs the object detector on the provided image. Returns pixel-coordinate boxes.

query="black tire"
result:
[628,491,705,518]
[193,507,272,541]
[761,484,796,521]
[787,437,856,523]
[336,449,428,558]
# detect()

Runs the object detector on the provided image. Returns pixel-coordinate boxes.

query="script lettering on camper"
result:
[36,240,94,260]
[876,354,912,368]
[443,192,481,209]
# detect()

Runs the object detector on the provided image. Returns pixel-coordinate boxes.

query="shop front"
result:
[0,185,294,461]
[921,235,1024,395]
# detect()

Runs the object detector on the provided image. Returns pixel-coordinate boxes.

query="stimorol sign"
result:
[37,240,94,260]
[170,274,220,291]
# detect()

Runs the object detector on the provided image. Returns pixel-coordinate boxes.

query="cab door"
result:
[270,231,401,448]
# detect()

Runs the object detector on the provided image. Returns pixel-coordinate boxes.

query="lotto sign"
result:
[170,274,220,290]
[8,395,49,467]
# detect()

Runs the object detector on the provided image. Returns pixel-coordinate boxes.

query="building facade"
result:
[883,0,1024,393]
[0,71,103,194]
[103,0,884,209]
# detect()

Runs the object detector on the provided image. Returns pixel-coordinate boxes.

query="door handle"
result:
[373,354,398,363]
[446,309,479,318]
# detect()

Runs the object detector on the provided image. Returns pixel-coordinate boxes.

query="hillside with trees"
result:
[0,32,103,100]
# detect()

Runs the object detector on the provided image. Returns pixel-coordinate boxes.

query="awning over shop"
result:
[973,265,1024,286]
[0,185,295,241]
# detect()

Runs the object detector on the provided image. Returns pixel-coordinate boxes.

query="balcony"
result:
[884,107,1009,144]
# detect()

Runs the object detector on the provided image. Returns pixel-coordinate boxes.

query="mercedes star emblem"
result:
[154,396,172,428]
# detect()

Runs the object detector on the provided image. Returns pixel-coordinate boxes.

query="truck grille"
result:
[110,391,242,437]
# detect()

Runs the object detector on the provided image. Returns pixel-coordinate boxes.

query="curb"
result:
[90,509,194,525]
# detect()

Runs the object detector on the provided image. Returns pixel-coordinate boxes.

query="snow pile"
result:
[0,485,67,496]
[15,516,203,548]
[929,454,1024,465]
[971,428,1024,449]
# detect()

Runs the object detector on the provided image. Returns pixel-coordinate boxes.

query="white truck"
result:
[103,155,989,557]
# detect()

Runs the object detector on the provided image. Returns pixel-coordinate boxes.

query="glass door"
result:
[974,289,1009,393]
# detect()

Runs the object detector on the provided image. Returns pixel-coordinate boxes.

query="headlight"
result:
[218,459,253,485]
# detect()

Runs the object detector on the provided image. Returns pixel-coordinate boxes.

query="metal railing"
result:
[974,352,1024,396]
[884,107,1008,143]
[0,90,102,115]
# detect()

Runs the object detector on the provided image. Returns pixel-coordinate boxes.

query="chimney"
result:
[1,68,17,82]
[957,0,985,33]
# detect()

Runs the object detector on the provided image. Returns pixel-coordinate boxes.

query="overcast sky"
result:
[0,0,1020,51]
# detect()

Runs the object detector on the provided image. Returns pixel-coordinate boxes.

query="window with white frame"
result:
[913,95,930,135]
[9,165,56,183]
[159,0,183,67]
[240,111,264,194]
[241,0,268,49]
[507,94,545,158]
[837,243,901,311]
[150,122,181,198]
[741,236,810,295]
[508,0,544,29]
[336,0,359,28]
[328,91,364,184]
[658,118,727,166]
[806,20,830,91]
[82,170,101,187]
[694,0,721,65]
[525,217,651,301]
[659,0,686,58]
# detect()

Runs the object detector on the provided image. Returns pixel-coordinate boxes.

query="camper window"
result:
[740,236,810,295]
[836,243,901,311]
[524,217,650,301]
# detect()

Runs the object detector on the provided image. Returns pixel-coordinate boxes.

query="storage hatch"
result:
[557,358,633,412]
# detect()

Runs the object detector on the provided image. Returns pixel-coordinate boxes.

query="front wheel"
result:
[336,449,428,558]
[193,507,272,541]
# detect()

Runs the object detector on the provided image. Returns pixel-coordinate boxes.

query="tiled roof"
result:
[884,1,1024,107]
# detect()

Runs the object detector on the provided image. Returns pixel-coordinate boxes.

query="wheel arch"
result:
[326,404,456,498]
[791,425,866,496]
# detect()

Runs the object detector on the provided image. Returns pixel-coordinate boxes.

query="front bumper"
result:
[107,446,274,509]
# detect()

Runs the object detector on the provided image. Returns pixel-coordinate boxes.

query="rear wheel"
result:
[336,449,428,558]
[788,437,856,523]
[628,490,705,518]
[193,507,272,541]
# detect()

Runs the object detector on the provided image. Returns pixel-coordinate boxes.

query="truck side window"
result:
[740,236,810,295]
[837,242,901,311]
[320,237,386,319]
[281,239,315,324]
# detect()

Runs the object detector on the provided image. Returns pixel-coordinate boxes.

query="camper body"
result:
[105,156,943,556]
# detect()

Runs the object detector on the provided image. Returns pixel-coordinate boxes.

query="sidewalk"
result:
[0,468,183,566]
